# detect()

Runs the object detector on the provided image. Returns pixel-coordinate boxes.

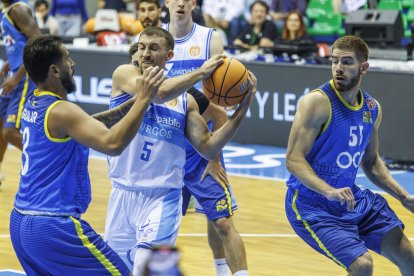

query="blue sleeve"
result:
[78,0,89,21]
[50,0,57,15]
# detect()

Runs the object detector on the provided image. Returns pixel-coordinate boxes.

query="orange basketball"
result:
[202,57,250,107]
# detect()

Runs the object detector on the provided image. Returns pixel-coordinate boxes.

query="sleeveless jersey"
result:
[162,22,214,91]
[107,93,188,189]
[15,90,91,216]
[287,80,380,193]
[0,0,33,72]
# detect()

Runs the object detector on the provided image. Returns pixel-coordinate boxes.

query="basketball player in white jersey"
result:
[164,1,248,275]
[99,27,256,276]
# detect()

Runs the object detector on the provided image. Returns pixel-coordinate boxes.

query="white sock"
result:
[233,270,248,276]
[214,258,230,276]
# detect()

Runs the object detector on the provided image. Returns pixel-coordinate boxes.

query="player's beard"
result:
[61,70,76,94]
[335,72,361,92]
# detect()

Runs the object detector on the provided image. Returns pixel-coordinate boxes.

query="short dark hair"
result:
[332,35,369,62]
[137,0,160,9]
[34,0,49,9]
[129,42,139,61]
[139,27,174,52]
[24,35,64,84]
[250,0,269,14]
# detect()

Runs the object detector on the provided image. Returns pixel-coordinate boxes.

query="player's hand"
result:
[136,66,165,101]
[1,75,20,95]
[238,71,257,110]
[199,54,225,79]
[0,61,10,79]
[325,187,356,212]
[402,195,414,213]
[201,158,229,190]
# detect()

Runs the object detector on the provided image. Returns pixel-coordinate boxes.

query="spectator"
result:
[269,0,307,30]
[233,0,277,51]
[34,0,60,35]
[202,0,244,45]
[280,11,310,41]
[50,0,89,36]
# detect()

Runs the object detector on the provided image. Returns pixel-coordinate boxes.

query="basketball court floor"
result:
[1,143,414,275]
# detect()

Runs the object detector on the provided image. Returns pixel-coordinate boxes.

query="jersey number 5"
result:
[140,141,154,161]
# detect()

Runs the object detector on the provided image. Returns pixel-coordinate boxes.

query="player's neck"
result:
[169,19,193,39]
[339,86,361,106]
[37,84,67,100]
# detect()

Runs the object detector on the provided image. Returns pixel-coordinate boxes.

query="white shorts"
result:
[104,186,182,268]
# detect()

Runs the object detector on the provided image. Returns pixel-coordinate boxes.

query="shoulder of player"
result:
[298,90,330,122]
[113,64,138,77]
[8,3,32,19]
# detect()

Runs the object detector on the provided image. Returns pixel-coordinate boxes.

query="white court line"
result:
[2,233,414,240]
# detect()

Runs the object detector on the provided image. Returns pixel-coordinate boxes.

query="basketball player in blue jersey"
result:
[285,35,414,275]
[99,26,256,276]
[165,0,248,275]
[0,0,41,184]
[9,34,167,275]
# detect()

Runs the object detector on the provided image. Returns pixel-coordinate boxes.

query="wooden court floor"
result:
[1,148,414,275]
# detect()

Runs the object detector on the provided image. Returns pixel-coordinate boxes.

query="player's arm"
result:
[154,54,225,103]
[360,105,412,207]
[286,91,356,211]
[48,67,164,156]
[1,4,42,94]
[186,73,256,160]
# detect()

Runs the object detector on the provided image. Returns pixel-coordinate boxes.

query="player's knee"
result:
[213,217,233,237]
[349,253,373,275]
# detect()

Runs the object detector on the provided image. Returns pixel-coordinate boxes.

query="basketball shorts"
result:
[104,185,182,269]
[285,186,403,269]
[0,73,35,129]
[183,153,238,221]
[10,208,129,276]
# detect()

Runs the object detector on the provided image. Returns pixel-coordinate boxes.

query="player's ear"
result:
[360,61,369,75]
[166,50,174,60]
[49,64,60,77]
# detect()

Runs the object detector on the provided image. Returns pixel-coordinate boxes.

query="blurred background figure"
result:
[280,11,310,41]
[202,0,244,45]
[50,0,89,36]
[269,0,307,30]
[233,0,277,51]
[34,0,60,35]
[137,0,161,28]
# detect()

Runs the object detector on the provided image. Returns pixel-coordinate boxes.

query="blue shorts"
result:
[0,73,35,129]
[10,209,130,276]
[285,186,403,269]
[183,153,237,221]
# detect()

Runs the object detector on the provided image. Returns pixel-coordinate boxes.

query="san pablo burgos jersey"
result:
[162,22,214,91]
[107,93,188,189]
[287,80,380,194]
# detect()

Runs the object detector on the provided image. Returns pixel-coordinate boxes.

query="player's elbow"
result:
[286,153,299,174]
[103,142,126,156]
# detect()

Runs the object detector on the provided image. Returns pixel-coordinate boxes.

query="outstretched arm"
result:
[92,96,136,128]
[360,105,413,211]
[286,91,356,211]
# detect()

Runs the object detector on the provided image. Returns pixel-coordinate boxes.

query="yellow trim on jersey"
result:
[15,73,29,129]
[224,186,233,216]
[292,189,347,269]
[69,217,122,276]
[374,100,381,128]
[44,101,71,143]
[311,89,332,135]
[34,89,63,99]
[329,80,363,111]
[4,2,33,29]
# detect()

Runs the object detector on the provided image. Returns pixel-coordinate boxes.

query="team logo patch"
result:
[363,111,372,124]
[216,198,228,212]
[366,98,377,110]
[189,45,201,57]
[7,114,16,123]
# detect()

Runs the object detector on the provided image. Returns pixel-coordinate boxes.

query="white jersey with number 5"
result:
[107,93,188,189]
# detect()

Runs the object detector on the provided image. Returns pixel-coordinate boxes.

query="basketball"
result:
[202,57,250,107]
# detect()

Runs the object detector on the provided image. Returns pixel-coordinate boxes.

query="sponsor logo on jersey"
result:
[363,111,372,124]
[189,45,201,57]
[7,114,16,123]
[366,98,377,110]
[216,199,228,212]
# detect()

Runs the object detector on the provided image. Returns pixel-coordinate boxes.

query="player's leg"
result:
[347,252,373,276]
[380,227,414,275]
[132,188,182,276]
[104,187,138,270]
[0,96,11,185]
[207,221,229,275]
[2,75,35,150]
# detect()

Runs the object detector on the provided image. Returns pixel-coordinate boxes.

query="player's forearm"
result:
[286,156,335,197]
[362,157,409,201]
[92,97,135,128]
[155,70,204,103]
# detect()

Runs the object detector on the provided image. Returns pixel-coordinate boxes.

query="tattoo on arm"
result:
[92,97,135,128]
